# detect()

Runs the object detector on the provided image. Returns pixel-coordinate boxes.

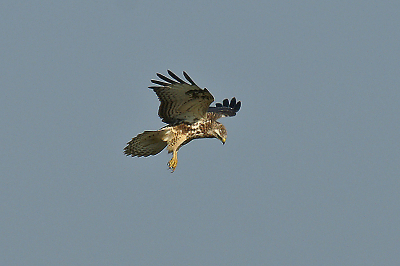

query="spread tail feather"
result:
[124,130,167,157]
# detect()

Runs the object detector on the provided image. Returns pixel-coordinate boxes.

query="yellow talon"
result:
[168,157,178,172]
[168,151,178,173]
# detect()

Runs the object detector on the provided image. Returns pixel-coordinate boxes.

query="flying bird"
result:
[124,70,241,172]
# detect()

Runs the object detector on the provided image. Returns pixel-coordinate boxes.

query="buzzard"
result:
[124,70,241,172]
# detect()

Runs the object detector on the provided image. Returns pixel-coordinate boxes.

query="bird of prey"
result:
[124,70,241,172]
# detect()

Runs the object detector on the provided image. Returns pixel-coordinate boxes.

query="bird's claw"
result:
[168,158,178,173]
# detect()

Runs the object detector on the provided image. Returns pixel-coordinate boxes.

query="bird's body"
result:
[124,70,241,172]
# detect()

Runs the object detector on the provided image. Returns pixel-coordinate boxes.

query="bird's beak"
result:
[221,137,226,145]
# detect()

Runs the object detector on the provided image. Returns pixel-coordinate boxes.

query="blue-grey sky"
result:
[1,1,399,265]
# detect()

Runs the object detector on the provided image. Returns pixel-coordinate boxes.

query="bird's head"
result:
[211,122,227,144]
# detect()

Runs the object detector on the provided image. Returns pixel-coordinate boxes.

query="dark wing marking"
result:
[207,97,241,120]
[156,72,177,84]
[150,79,170,86]
[183,71,197,86]
[149,70,214,124]
[167,70,186,84]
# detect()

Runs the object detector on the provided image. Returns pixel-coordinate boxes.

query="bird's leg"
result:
[168,150,178,173]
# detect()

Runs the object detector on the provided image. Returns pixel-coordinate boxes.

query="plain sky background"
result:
[1,1,399,265]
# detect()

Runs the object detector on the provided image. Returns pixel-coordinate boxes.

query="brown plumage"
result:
[124,70,241,172]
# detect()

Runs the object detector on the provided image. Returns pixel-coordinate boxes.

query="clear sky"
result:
[1,1,399,265]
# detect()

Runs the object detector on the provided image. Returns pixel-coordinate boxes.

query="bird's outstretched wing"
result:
[207,97,241,120]
[149,70,214,124]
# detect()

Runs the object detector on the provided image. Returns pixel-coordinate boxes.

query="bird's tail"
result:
[124,130,167,157]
